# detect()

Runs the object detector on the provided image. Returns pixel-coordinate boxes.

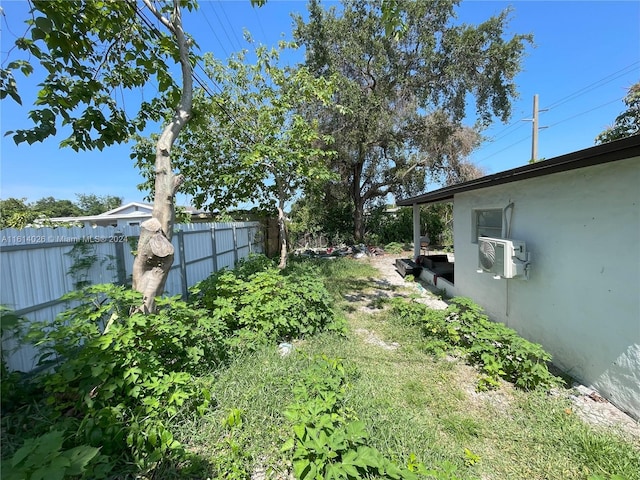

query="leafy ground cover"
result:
[2,255,638,479]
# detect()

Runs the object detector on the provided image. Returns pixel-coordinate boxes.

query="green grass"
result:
[167,347,300,478]
[170,257,640,480]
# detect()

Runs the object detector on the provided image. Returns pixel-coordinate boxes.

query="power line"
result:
[208,1,243,53]
[546,96,624,129]
[475,135,530,164]
[475,95,626,164]
[253,5,268,41]
[543,61,640,111]
[488,120,528,144]
[217,1,246,51]
[477,63,638,154]
[199,6,231,59]
[133,4,259,149]
[482,63,638,146]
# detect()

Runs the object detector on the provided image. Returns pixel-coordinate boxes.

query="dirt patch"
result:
[559,385,640,441]
[354,328,400,350]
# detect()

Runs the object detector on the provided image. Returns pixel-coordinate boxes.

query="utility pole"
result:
[531,94,540,163]
[524,94,547,164]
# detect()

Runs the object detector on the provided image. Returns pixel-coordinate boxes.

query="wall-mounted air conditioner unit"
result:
[477,237,530,279]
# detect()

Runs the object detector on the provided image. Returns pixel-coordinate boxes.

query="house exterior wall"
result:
[451,156,640,419]
[83,215,151,228]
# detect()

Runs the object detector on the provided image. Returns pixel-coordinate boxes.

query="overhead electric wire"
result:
[543,61,640,111]
[484,63,638,140]
[133,3,259,149]
[199,6,231,59]
[253,6,268,41]
[475,135,530,164]
[546,96,624,129]
[476,62,638,157]
[476,95,626,163]
[488,120,528,144]
[135,3,637,170]
[208,1,244,53]
[217,1,246,51]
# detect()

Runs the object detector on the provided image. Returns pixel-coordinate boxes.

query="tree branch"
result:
[140,0,176,34]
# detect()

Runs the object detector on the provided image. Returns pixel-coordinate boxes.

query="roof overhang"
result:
[396,135,640,206]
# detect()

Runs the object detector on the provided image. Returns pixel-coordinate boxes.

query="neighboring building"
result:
[48,202,211,228]
[397,135,640,420]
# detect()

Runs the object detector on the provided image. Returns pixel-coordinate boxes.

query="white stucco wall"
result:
[452,156,640,419]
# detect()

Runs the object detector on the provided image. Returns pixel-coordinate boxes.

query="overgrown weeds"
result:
[190,256,345,351]
[388,296,560,391]
[1,255,346,478]
[2,255,638,479]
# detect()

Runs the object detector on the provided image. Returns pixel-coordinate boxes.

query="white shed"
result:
[397,135,640,420]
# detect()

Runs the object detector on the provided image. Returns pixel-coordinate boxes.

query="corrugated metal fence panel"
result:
[184,230,215,286]
[180,225,216,289]
[213,223,237,271]
[236,223,257,259]
[2,303,65,373]
[1,221,264,372]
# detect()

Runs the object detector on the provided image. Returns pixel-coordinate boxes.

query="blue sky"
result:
[1,0,638,207]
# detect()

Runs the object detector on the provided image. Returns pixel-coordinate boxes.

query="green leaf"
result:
[293,423,307,441]
[32,467,64,480]
[10,441,36,467]
[354,446,381,469]
[148,428,158,447]
[63,446,100,475]
[293,459,312,480]
[34,16,53,33]
[341,463,359,477]
[281,437,295,452]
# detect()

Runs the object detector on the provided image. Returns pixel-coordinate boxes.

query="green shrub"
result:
[192,259,343,349]
[23,284,227,474]
[384,242,405,254]
[0,306,26,414]
[2,430,100,480]
[390,297,560,391]
[234,253,277,279]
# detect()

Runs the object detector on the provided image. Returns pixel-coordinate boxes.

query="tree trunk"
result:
[131,218,174,313]
[353,200,365,243]
[277,193,288,269]
[352,159,365,243]
[131,0,192,313]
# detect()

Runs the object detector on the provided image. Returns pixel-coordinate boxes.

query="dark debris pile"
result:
[294,244,386,259]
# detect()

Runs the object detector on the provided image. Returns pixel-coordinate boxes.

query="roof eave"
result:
[396,135,640,206]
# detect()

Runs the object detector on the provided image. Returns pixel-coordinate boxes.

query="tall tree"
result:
[75,194,123,216]
[294,0,532,241]
[139,42,339,268]
[595,82,640,144]
[0,198,36,229]
[1,0,197,313]
[32,196,83,218]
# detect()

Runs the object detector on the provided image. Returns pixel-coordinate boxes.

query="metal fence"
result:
[0,221,263,372]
